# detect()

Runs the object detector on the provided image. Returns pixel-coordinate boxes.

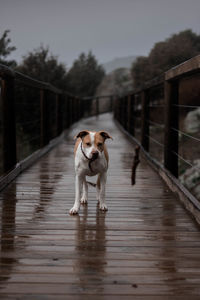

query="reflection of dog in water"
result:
[74,205,106,285]
[70,130,112,215]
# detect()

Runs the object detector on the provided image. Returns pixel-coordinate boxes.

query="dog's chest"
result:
[75,155,107,176]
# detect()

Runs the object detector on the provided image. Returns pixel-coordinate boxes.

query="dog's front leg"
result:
[69,175,83,215]
[81,178,88,204]
[99,172,108,211]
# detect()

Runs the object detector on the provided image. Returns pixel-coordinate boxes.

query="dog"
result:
[69,130,112,215]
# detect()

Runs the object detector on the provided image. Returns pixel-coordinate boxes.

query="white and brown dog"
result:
[69,130,112,215]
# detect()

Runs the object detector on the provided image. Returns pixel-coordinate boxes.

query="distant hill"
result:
[102,55,137,74]
[93,67,133,114]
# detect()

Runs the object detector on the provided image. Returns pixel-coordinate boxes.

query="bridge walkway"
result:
[0,113,200,299]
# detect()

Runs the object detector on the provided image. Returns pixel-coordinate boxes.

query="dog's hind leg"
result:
[81,178,88,204]
[98,172,108,211]
[96,174,101,203]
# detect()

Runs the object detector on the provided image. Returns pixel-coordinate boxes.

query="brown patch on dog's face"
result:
[94,133,105,152]
[94,131,112,152]
[74,130,91,156]
[75,130,90,140]
[82,134,92,148]
[98,131,113,140]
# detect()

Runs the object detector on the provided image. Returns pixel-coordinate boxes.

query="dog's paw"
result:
[99,204,108,211]
[69,207,79,215]
[80,196,88,205]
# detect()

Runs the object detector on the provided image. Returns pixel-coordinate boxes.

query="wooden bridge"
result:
[0,56,200,299]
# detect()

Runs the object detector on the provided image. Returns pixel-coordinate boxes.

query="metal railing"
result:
[0,64,83,177]
[114,55,200,204]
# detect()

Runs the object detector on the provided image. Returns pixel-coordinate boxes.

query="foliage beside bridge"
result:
[0,30,105,98]
[131,29,200,88]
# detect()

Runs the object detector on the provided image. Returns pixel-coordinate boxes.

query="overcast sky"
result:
[0,0,200,68]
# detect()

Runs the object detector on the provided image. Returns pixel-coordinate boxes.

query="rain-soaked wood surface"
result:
[0,113,200,300]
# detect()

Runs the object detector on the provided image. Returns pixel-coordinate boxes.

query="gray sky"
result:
[0,0,200,68]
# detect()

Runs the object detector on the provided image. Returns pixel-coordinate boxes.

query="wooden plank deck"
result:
[0,113,200,300]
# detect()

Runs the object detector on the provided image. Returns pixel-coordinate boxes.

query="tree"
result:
[66,51,105,97]
[131,29,200,88]
[131,56,150,88]
[15,46,69,151]
[0,30,17,67]
[17,45,68,90]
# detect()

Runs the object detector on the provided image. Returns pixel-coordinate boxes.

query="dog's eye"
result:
[98,143,103,147]
[86,142,91,146]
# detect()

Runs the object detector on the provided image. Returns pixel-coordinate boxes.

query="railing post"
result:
[65,95,68,128]
[164,80,179,177]
[123,97,126,128]
[110,96,113,111]
[114,97,118,119]
[40,89,49,147]
[127,94,135,136]
[127,95,131,133]
[131,94,135,137]
[126,95,129,132]
[96,97,99,117]
[120,97,123,125]
[79,98,83,120]
[74,97,78,122]
[72,96,75,124]
[77,98,80,120]
[113,97,117,119]
[75,97,78,122]
[65,95,69,128]
[117,98,121,122]
[56,93,63,136]
[55,93,59,136]
[141,90,149,151]
[68,96,72,126]
[1,76,17,172]
[77,98,81,121]
[117,98,120,123]
[70,96,73,126]
[121,97,123,125]
[73,97,76,122]
[118,98,121,124]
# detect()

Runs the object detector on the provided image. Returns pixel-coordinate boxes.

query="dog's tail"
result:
[87,181,96,188]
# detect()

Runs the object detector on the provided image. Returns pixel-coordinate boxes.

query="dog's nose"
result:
[91,150,99,159]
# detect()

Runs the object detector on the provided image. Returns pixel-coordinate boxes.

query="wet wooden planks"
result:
[0,113,200,299]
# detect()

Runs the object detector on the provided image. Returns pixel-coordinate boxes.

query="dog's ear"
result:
[74,130,89,140]
[99,131,113,140]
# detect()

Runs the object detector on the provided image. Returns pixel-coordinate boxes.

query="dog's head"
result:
[75,130,113,160]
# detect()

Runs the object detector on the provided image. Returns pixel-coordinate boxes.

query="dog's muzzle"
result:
[81,143,98,173]
[91,151,99,160]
